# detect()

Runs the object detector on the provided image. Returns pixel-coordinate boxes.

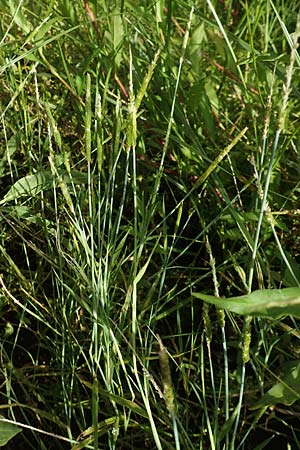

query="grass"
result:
[1,0,300,449]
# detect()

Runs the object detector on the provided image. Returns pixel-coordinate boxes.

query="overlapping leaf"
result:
[0,416,22,447]
[251,361,300,409]
[0,170,89,205]
[193,288,300,318]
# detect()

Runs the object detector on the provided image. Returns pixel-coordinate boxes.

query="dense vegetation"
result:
[1,1,300,449]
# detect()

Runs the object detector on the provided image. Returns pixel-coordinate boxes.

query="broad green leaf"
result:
[251,361,300,409]
[24,16,57,47]
[34,18,58,43]
[204,80,219,113]
[155,0,163,23]
[193,287,300,319]
[189,22,206,56]
[111,8,124,68]
[188,82,216,138]
[188,22,206,75]
[0,170,89,205]
[9,0,31,34]
[0,416,22,446]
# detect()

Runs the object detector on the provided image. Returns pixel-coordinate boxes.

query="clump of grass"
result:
[1,1,300,449]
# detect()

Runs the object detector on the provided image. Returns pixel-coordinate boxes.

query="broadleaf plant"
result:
[193,287,300,319]
[251,361,300,409]
[0,416,22,447]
